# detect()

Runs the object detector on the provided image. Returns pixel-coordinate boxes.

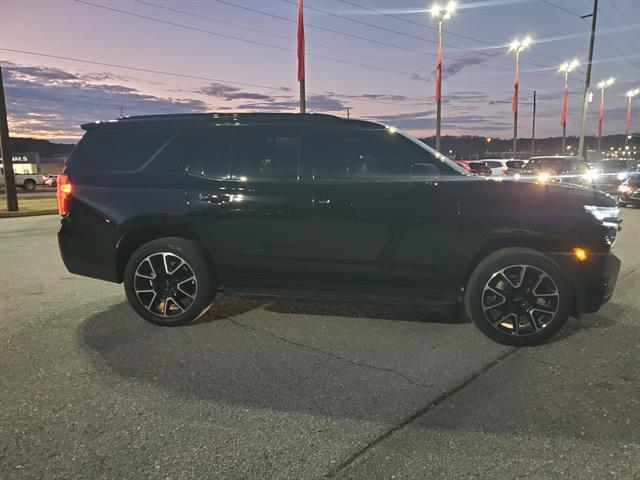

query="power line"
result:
[209,0,558,77]
[282,0,555,69]
[0,48,426,108]
[74,0,420,78]
[541,0,640,72]
[597,5,639,56]
[130,0,332,50]
[75,0,553,82]
[539,0,583,18]
[607,0,639,34]
[336,0,562,64]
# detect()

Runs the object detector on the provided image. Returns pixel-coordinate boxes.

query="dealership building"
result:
[0,151,66,176]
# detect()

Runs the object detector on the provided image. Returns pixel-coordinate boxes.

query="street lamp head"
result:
[429,1,456,20]
[627,88,640,98]
[509,36,532,53]
[597,77,615,90]
[559,59,579,74]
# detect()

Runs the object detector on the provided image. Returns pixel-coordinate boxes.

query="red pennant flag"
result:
[561,84,568,127]
[626,100,632,136]
[435,32,442,103]
[598,92,605,136]
[512,61,519,114]
[297,0,305,82]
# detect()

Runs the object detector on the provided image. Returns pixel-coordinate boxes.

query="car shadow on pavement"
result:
[77,296,483,423]
[76,294,638,441]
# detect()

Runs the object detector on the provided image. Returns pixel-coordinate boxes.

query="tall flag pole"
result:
[561,73,569,151]
[297,0,306,113]
[598,88,605,144]
[435,19,443,152]
[512,51,520,155]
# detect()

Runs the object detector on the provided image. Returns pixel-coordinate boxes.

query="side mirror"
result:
[411,163,440,178]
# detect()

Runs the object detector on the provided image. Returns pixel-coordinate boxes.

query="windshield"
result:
[396,129,469,175]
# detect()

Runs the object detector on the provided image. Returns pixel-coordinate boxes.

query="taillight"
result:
[56,174,72,216]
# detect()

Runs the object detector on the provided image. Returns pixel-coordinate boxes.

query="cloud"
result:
[366,110,510,131]
[3,61,209,140]
[198,82,271,101]
[237,94,347,113]
[439,53,494,79]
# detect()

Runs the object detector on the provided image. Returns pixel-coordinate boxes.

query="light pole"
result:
[597,77,614,154]
[625,88,639,148]
[429,1,457,153]
[558,59,579,153]
[509,36,531,156]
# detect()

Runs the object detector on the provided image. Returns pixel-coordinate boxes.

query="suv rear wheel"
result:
[22,179,36,191]
[465,247,573,346]
[124,237,214,326]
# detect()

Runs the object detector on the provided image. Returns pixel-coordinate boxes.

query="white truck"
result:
[0,166,46,191]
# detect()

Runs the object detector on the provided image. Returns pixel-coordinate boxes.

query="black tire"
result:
[23,179,36,191]
[124,237,214,326]
[618,200,627,207]
[465,247,573,346]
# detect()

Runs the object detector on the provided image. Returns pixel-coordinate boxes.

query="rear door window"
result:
[229,127,300,180]
[68,128,173,173]
[153,128,230,178]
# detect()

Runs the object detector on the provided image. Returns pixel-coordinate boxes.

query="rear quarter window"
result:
[67,127,174,173]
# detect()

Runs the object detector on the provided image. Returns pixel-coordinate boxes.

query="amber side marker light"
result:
[573,247,588,262]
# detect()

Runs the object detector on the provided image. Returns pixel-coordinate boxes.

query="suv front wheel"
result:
[465,247,573,346]
[124,237,214,326]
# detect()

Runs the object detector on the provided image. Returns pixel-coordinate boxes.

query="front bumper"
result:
[579,252,621,313]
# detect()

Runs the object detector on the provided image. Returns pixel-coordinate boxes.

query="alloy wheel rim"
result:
[133,252,197,317]
[482,264,559,336]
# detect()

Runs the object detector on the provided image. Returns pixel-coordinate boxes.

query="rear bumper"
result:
[58,215,120,283]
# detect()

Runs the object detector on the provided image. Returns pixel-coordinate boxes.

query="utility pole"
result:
[531,90,537,156]
[297,0,306,113]
[0,65,18,212]
[346,107,351,119]
[578,0,598,160]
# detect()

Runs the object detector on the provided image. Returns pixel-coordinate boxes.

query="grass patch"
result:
[0,196,58,217]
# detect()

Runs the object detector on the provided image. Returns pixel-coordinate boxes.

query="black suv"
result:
[58,113,621,346]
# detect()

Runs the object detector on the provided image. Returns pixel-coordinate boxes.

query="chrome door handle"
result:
[199,193,231,204]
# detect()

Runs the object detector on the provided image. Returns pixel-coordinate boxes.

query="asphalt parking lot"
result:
[1,210,639,479]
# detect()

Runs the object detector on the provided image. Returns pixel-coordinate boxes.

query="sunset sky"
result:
[1,0,639,143]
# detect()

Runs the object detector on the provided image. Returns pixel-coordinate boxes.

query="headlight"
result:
[584,205,621,246]
[617,172,628,181]
[583,170,599,182]
[537,172,550,183]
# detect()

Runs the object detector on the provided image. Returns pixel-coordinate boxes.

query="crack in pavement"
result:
[226,317,435,389]
[323,347,518,478]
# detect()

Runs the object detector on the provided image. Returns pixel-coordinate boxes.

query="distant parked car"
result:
[591,159,639,192]
[618,172,640,207]
[0,166,46,191]
[523,156,589,185]
[44,175,59,187]
[467,161,493,176]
